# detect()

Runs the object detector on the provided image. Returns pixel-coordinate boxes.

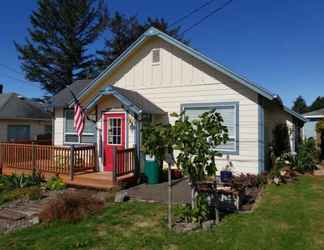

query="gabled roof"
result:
[303,108,324,118]
[66,27,304,122]
[52,79,92,108]
[86,85,165,115]
[0,93,51,120]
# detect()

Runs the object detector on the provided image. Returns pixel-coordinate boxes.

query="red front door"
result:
[103,113,126,171]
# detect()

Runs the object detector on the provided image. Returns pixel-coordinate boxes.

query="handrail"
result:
[0,143,97,178]
[112,147,137,184]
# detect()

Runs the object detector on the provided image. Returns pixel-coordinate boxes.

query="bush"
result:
[40,191,104,223]
[0,186,42,205]
[0,172,44,190]
[45,176,66,191]
[295,138,318,172]
[231,173,267,192]
[272,123,290,157]
[175,193,211,224]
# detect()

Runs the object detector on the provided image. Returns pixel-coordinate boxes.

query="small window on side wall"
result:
[152,49,160,65]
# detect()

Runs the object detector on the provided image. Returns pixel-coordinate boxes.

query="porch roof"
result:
[86,85,166,116]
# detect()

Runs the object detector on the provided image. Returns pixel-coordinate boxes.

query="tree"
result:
[142,110,228,227]
[292,96,308,114]
[272,123,290,157]
[309,96,324,112]
[15,0,108,94]
[96,12,188,71]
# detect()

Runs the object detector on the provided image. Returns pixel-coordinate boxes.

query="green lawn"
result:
[1,176,324,250]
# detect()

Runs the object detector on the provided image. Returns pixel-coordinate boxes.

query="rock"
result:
[273,177,281,185]
[114,191,128,202]
[174,222,201,233]
[202,220,214,231]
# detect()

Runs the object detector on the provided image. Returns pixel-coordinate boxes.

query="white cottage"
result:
[52,27,305,178]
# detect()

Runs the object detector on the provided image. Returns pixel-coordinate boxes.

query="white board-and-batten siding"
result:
[77,37,262,174]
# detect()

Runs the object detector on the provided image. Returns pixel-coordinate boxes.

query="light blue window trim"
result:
[258,95,265,173]
[180,102,239,155]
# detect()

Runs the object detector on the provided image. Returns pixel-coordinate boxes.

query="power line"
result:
[0,63,41,87]
[0,63,22,76]
[181,0,234,35]
[170,0,219,27]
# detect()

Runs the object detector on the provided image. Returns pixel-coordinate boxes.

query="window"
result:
[64,109,96,144]
[152,49,160,64]
[107,118,122,145]
[182,102,239,154]
[7,125,30,141]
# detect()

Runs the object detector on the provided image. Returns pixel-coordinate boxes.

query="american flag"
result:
[74,102,85,137]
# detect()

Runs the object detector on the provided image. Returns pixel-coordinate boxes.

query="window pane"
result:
[64,110,74,133]
[65,134,78,143]
[84,115,96,133]
[184,104,237,152]
[81,135,96,144]
[7,125,30,141]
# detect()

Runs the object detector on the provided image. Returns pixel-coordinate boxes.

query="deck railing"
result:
[112,147,137,184]
[0,143,97,179]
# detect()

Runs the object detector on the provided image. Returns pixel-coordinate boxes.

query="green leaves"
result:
[142,110,229,184]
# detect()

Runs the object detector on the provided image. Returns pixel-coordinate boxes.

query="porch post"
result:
[112,146,117,184]
[135,116,141,177]
[69,145,75,181]
[32,142,36,172]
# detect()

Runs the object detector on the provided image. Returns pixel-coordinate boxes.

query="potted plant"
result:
[220,161,233,183]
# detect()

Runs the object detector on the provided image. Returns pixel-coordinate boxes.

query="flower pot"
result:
[220,170,233,183]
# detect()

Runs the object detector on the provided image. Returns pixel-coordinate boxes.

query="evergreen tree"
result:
[96,12,188,70]
[15,0,108,94]
[309,96,324,112]
[292,95,308,113]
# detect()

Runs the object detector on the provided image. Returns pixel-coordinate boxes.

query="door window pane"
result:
[108,118,122,145]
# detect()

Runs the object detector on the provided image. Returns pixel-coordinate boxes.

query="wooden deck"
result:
[0,143,138,190]
[2,166,135,190]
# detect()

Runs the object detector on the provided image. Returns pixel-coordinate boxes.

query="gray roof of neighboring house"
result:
[52,80,92,108]
[0,93,51,120]
[303,108,324,117]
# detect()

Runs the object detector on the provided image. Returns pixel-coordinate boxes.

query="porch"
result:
[0,143,138,189]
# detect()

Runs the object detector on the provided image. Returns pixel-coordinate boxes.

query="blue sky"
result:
[0,0,323,107]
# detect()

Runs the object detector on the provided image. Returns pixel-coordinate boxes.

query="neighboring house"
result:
[303,108,324,158]
[52,27,305,175]
[0,93,52,142]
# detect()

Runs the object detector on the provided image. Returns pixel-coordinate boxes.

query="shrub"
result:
[0,186,42,205]
[295,138,318,172]
[46,176,66,191]
[175,193,211,224]
[0,173,44,190]
[272,123,290,157]
[40,191,104,223]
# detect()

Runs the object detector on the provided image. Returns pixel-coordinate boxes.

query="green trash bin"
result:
[144,156,160,184]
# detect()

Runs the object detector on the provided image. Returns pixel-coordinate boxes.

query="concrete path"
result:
[126,178,191,204]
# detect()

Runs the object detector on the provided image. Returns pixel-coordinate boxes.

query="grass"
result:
[0,175,324,250]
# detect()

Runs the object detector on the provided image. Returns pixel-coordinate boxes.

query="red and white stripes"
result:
[74,102,85,137]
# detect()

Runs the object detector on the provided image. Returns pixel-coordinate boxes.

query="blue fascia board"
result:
[85,85,142,116]
[70,26,303,123]
[283,106,307,123]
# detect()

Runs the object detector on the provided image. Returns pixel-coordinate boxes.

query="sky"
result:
[0,0,324,107]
